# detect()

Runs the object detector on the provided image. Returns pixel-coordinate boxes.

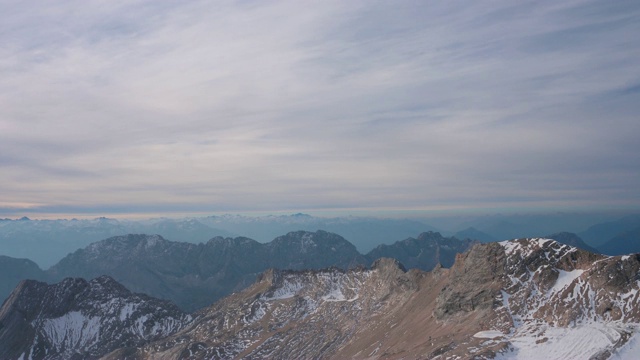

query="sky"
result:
[1,0,639,219]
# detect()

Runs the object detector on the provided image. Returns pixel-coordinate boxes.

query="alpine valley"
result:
[1,236,640,359]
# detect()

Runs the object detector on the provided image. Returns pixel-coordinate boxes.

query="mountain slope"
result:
[597,227,640,256]
[545,231,600,253]
[0,255,48,306]
[107,239,640,359]
[365,231,476,270]
[0,276,191,360]
[579,215,640,247]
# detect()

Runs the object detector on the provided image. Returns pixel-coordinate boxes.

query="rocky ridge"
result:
[108,238,640,359]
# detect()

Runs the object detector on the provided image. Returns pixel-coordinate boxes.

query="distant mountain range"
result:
[0,217,233,268]
[0,215,436,268]
[3,239,639,359]
[366,231,477,268]
[1,231,474,312]
[0,256,47,300]
[1,212,638,268]
[4,226,640,313]
[597,227,640,256]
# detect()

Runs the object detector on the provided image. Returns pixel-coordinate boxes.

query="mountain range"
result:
[3,227,634,313]
[3,212,638,269]
[2,231,474,312]
[2,238,639,359]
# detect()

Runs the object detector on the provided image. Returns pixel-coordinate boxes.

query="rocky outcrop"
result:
[434,242,506,319]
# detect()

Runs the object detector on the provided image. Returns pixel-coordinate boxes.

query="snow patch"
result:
[40,311,101,352]
[265,280,304,300]
[474,330,505,339]
[610,326,640,359]
[495,322,636,360]
[549,269,584,294]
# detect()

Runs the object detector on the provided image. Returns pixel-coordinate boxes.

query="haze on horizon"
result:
[1,0,639,219]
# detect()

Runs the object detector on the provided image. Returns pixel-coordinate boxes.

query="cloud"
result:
[1,0,639,216]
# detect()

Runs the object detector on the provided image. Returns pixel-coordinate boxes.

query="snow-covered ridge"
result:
[480,238,640,358]
[1,276,193,360]
[499,237,579,259]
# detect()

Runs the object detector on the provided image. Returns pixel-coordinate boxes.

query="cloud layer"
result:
[1,0,639,217]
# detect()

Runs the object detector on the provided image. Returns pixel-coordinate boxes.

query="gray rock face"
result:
[0,276,191,360]
[434,242,506,319]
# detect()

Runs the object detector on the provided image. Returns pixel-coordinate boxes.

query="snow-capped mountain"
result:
[0,276,192,360]
[3,238,638,359]
[109,238,640,359]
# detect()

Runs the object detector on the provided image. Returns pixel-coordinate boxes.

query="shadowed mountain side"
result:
[365,231,477,269]
[0,256,48,306]
[578,215,640,247]
[597,227,640,256]
[545,232,599,253]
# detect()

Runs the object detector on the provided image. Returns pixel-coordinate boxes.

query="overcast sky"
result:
[1,0,639,218]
